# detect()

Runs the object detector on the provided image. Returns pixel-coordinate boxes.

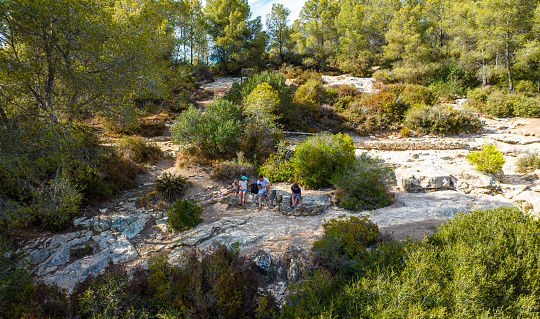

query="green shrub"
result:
[295,79,331,108]
[291,132,355,188]
[466,142,505,173]
[404,104,482,135]
[226,71,296,124]
[167,199,204,232]
[211,152,255,181]
[513,95,540,117]
[294,69,323,86]
[170,98,242,160]
[467,87,489,107]
[241,83,282,161]
[514,80,536,94]
[485,90,514,117]
[312,216,379,272]
[399,84,437,106]
[259,141,295,182]
[332,153,394,211]
[156,173,189,200]
[516,151,540,172]
[360,91,404,122]
[117,136,161,164]
[100,150,139,193]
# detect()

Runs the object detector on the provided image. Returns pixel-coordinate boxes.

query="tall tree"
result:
[293,0,340,70]
[0,0,175,128]
[336,0,401,75]
[266,3,291,64]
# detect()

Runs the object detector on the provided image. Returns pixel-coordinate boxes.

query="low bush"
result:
[283,207,540,318]
[399,83,437,106]
[516,151,540,172]
[295,79,331,108]
[294,69,323,86]
[360,91,405,122]
[117,136,161,164]
[312,215,379,272]
[259,141,295,182]
[513,95,540,117]
[332,153,394,211]
[167,199,204,232]
[155,173,189,200]
[291,132,355,188]
[211,152,255,181]
[466,87,489,107]
[170,98,242,160]
[466,142,505,173]
[514,80,536,94]
[404,104,482,135]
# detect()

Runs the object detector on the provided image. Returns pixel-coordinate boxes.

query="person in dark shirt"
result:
[290,183,301,209]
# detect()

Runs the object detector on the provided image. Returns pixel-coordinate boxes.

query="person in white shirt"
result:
[256,174,271,210]
[238,176,248,206]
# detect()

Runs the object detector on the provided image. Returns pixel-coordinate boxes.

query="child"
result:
[256,175,271,210]
[238,176,248,206]
[220,180,239,199]
[290,183,301,209]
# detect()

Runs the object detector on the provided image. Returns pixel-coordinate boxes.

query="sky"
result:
[200,0,307,28]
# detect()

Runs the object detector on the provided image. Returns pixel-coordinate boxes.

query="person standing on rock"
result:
[290,183,301,209]
[257,174,271,210]
[238,176,248,207]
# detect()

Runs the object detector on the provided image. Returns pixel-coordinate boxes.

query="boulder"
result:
[397,169,456,192]
[253,250,272,274]
[280,194,332,216]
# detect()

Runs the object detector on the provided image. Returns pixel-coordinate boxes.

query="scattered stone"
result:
[253,250,272,274]
[143,182,155,186]
[109,236,138,264]
[155,217,170,233]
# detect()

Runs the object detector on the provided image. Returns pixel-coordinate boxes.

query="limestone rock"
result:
[397,169,456,192]
[155,217,170,233]
[280,194,332,216]
[253,250,272,274]
[487,134,540,145]
[109,236,138,264]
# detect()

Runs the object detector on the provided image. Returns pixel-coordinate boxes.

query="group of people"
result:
[220,175,301,210]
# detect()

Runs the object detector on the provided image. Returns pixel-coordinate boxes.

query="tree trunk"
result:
[506,40,513,91]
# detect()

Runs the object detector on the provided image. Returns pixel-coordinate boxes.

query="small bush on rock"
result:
[516,151,540,172]
[292,132,355,188]
[167,199,204,232]
[332,153,394,211]
[466,142,505,173]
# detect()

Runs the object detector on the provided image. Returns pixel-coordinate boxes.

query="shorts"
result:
[258,188,266,194]
[293,194,301,198]
[240,189,247,192]
[232,188,238,191]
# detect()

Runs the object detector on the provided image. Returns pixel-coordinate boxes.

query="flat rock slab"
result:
[487,134,540,145]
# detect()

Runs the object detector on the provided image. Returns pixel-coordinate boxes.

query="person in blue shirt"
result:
[290,183,301,209]
[256,174,271,210]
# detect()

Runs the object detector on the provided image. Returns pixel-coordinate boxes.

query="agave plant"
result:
[155,173,188,200]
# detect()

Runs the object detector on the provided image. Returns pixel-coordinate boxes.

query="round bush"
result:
[399,84,437,106]
[295,79,331,108]
[170,99,242,160]
[259,141,295,182]
[466,142,505,173]
[404,104,482,135]
[332,153,394,211]
[291,132,355,188]
[167,199,204,232]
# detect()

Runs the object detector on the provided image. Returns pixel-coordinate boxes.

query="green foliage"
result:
[294,79,331,108]
[259,141,295,182]
[156,173,189,201]
[226,71,296,125]
[170,98,242,160]
[405,104,482,135]
[513,95,540,117]
[210,152,255,181]
[312,216,379,271]
[117,136,161,164]
[291,132,355,188]
[332,153,394,211]
[360,91,403,122]
[514,80,537,93]
[148,242,260,318]
[516,151,540,172]
[284,207,540,318]
[466,142,505,173]
[167,199,204,232]
[399,84,437,106]
[241,83,283,161]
